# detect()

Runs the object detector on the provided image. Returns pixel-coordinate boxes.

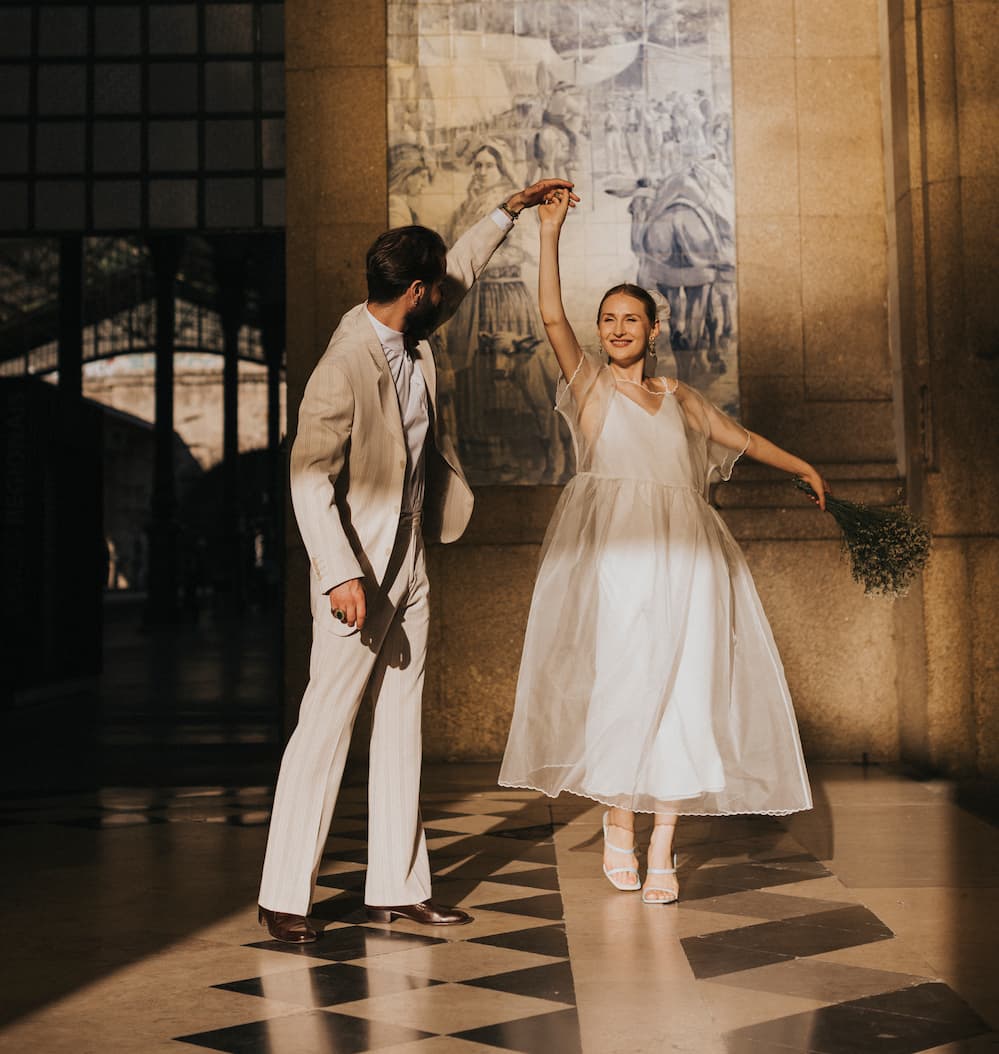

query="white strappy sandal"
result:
[601,811,640,891]
[642,851,679,905]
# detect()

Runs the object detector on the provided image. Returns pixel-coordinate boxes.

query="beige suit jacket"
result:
[290,212,510,618]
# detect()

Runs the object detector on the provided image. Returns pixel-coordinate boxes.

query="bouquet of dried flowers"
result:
[793,478,931,598]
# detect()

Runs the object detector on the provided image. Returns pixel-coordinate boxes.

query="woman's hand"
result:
[797,465,830,511]
[537,186,575,229]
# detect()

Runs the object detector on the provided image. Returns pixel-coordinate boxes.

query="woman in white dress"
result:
[498,189,828,904]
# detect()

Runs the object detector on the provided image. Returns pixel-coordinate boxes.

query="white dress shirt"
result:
[366,309,430,516]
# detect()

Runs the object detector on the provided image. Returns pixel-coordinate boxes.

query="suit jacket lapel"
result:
[360,319,405,453]
[413,340,437,414]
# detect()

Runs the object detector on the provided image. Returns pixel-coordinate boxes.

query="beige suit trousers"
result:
[258,516,432,915]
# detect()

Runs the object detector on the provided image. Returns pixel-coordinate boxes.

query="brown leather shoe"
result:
[258,905,317,943]
[365,900,473,926]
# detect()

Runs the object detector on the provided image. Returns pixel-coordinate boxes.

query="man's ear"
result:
[408,279,425,305]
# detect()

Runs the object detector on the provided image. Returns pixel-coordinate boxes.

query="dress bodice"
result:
[556,360,749,499]
[590,391,698,490]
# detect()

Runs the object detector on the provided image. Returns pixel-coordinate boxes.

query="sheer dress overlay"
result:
[499,356,812,816]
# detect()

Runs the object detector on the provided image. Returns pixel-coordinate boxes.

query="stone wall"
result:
[283,0,999,777]
[882,0,999,780]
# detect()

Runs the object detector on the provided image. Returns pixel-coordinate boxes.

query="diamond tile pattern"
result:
[724,982,989,1054]
[176,795,584,1053]
[150,787,991,1053]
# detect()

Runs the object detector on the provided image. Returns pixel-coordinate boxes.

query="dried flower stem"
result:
[792,478,931,598]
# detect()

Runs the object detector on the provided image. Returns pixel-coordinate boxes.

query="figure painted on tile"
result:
[388,143,432,228]
[533,81,586,185]
[499,187,824,904]
[602,108,624,174]
[615,156,736,380]
[257,175,577,943]
[444,140,572,483]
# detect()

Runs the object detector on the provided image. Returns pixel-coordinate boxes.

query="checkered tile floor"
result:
[172,790,584,1053]
[2,782,996,1053]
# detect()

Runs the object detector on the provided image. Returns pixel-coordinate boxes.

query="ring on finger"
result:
[333,608,346,622]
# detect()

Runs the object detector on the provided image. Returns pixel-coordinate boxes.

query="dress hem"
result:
[496,778,813,818]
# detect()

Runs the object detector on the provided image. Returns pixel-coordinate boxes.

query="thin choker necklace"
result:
[615,376,678,396]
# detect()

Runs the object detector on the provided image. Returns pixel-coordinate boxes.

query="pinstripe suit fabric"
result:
[259,214,509,913]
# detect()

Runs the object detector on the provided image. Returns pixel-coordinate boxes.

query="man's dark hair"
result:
[366,225,447,304]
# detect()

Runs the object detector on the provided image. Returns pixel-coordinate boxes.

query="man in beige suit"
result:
[258,176,576,942]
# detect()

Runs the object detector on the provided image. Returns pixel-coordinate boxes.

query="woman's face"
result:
[404,168,429,196]
[471,150,503,191]
[597,293,658,367]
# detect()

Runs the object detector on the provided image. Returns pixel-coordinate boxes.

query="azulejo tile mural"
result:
[388,0,740,484]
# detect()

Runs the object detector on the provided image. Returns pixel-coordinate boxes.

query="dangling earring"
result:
[647,333,657,372]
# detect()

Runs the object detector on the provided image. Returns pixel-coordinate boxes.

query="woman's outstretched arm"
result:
[744,432,829,510]
[537,189,585,382]
[679,384,829,510]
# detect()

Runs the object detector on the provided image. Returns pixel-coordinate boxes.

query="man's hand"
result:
[506,178,579,216]
[327,578,366,629]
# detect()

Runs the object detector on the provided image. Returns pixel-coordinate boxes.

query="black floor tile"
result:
[792,905,895,937]
[681,890,853,922]
[178,1009,433,1053]
[476,893,565,920]
[463,960,576,1005]
[470,924,570,960]
[331,805,370,820]
[427,837,557,866]
[725,983,990,1054]
[309,892,365,924]
[245,924,445,962]
[680,860,832,902]
[216,962,440,1008]
[681,938,792,980]
[763,854,831,873]
[489,824,555,842]
[316,869,367,891]
[420,807,471,821]
[487,867,561,892]
[850,982,989,1028]
[322,845,369,864]
[682,906,894,973]
[455,1007,583,1054]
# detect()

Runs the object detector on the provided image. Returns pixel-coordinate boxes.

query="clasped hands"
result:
[506,178,579,217]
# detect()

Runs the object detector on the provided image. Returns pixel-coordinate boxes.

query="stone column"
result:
[145,235,184,624]
[283,0,388,732]
[57,237,83,398]
[881,0,999,782]
[213,238,250,605]
[260,283,285,611]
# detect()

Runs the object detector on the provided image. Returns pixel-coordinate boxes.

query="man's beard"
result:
[403,293,441,342]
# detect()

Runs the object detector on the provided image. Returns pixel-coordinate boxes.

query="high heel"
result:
[642,850,679,905]
[602,810,640,891]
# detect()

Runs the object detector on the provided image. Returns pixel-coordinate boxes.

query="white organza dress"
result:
[498,358,812,816]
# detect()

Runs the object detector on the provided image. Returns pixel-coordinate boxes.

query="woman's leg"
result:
[603,807,640,890]
[643,812,679,902]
